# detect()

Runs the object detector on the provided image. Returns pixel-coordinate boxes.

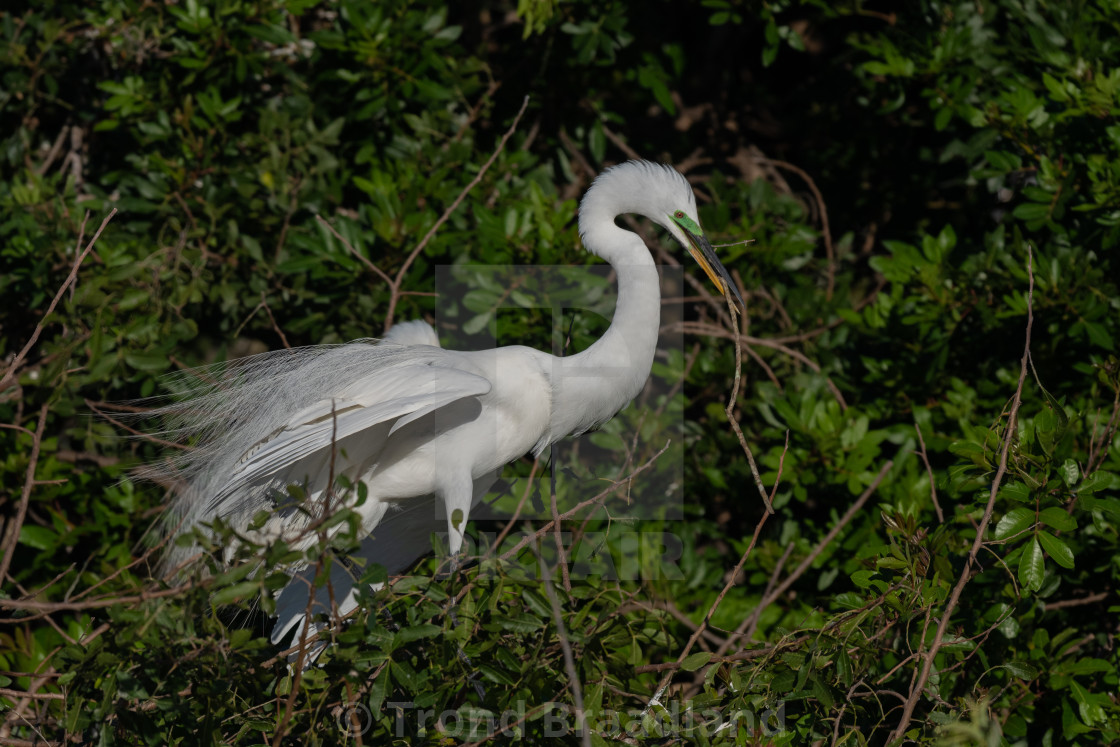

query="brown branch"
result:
[541,559,591,747]
[383,95,530,333]
[634,639,798,674]
[0,688,62,701]
[723,296,775,513]
[0,405,49,583]
[0,583,202,613]
[315,214,394,289]
[601,124,642,161]
[890,244,1035,741]
[259,291,291,349]
[913,423,944,523]
[644,462,784,712]
[0,210,116,393]
[718,540,795,655]
[734,460,892,658]
[1044,591,1109,611]
[674,321,848,409]
[499,441,671,561]
[760,158,835,300]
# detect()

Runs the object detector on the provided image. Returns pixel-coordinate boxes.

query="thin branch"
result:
[890,244,1035,741]
[260,291,291,349]
[0,210,116,393]
[315,214,394,288]
[541,557,591,747]
[0,405,49,582]
[723,295,774,513]
[1044,591,1109,611]
[734,460,892,659]
[759,158,835,300]
[500,441,670,561]
[914,423,944,523]
[383,95,530,333]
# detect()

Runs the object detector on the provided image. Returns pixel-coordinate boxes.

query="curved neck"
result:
[540,225,660,449]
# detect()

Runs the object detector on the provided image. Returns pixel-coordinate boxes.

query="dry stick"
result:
[1087,388,1120,474]
[315,215,394,288]
[0,210,115,393]
[0,583,202,613]
[913,423,944,523]
[314,97,530,334]
[85,400,191,451]
[488,459,541,556]
[0,688,62,702]
[889,245,1035,743]
[715,540,796,656]
[549,474,572,593]
[1044,591,1110,611]
[747,461,891,637]
[722,293,775,514]
[642,436,792,716]
[675,321,848,409]
[382,95,530,333]
[275,401,347,745]
[541,558,592,747]
[600,124,642,161]
[499,442,670,561]
[0,404,49,583]
[761,158,835,301]
[260,291,292,349]
[634,641,793,674]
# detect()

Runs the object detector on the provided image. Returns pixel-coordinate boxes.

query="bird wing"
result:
[211,363,492,510]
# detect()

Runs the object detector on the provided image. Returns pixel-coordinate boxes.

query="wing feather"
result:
[210,364,491,513]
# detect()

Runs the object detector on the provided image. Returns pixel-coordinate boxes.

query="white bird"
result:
[151,160,743,652]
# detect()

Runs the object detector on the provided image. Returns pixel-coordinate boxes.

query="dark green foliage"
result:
[2,0,1118,744]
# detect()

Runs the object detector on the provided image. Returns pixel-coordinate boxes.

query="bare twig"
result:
[723,295,775,513]
[500,442,670,561]
[717,540,795,655]
[674,320,848,409]
[383,96,530,333]
[890,244,1035,741]
[734,460,892,660]
[913,423,944,523]
[315,214,394,288]
[0,405,49,582]
[541,557,591,747]
[260,292,291,349]
[643,435,794,716]
[1044,591,1109,611]
[0,210,116,393]
[757,157,835,300]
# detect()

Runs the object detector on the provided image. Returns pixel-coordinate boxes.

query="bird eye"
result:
[674,210,684,218]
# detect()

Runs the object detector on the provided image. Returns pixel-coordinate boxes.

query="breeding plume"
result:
[154,160,742,651]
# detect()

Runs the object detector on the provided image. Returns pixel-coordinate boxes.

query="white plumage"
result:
[151,160,741,651]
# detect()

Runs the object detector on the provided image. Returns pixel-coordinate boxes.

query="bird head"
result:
[579,160,745,310]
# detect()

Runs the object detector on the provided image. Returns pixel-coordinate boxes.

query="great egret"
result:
[152,160,742,651]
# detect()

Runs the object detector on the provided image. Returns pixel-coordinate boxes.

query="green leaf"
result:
[995,507,1034,540]
[1037,531,1075,569]
[680,652,713,672]
[1003,661,1039,679]
[1038,507,1075,532]
[18,525,57,550]
[1012,202,1050,221]
[396,623,441,643]
[212,581,259,606]
[1018,537,1045,592]
[1078,471,1115,495]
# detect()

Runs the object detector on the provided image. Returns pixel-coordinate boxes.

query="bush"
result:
[2,1,1117,743]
